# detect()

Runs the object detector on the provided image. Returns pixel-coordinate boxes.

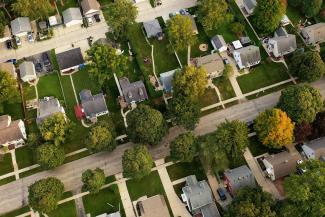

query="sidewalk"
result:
[115,174,136,217]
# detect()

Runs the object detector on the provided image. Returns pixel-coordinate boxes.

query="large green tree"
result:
[105,0,137,38]
[86,121,116,153]
[303,0,323,17]
[251,0,286,35]
[87,44,129,86]
[277,85,323,124]
[28,177,64,214]
[122,145,153,180]
[197,0,233,31]
[126,105,167,145]
[12,0,54,20]
[282,160,325,217]
[167,14,197,51]
[170,132,197,162]
[82,168,105,194]
[254,108,294,149]
[290,50,325,82]
[0,70,19,104]
[36,143,65,169]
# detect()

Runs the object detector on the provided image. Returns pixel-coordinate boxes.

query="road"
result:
[1,79,325,214]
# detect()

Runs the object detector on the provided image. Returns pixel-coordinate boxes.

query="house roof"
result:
[10,17,31,35]
[119,77,148,104]
[271,34,297,55]
[243,0,257,11]
[211,35,227,49]
[96,211,121,217]
[0,62,17,79]
[19,61,36,80]
[301,23,325,44]
[201,203,220,217]
[56,48,84,71]
[240,36,251,45]
[235,45,261,67]
[224,165,256,193]
[160,69,176,92]
[49,14,63,26]
[37,97,65,124]
[79,89,108,118]
[0,115,10,129]
[143,19,162,38]
[304,137,325,159]
[137,195,170,217]
[194,52,224,75]
[81,0,100,14]
[0,115,25,145]
[264,151,302,179]
[275,27,288,37]
[62,8,83,24]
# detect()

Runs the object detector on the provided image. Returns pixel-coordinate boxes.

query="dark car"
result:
[94,14,101,22]
[6,59,17,64]
[42,53,50,67]
[217,187,227,201]
[5,40,13,49]
[35,62,42,72]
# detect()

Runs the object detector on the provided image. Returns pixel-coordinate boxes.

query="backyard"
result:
[37,73,64,100]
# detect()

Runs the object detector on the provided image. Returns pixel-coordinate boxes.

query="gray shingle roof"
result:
[19,61,36,81]
[79,89,108,119]
[10,17,31,36]
[119,77,148,104]
[160,69,176,92]
[224,165,256,194]
[275,27,288,37]
[194,52,224,76]
[0,115,25,145]
[62,8,83,24]
[301,23,325,44]
[236,45,261,67]
[243,0,257,11]
[143,19,162,38]
[211,35,227,50]
[37,97,65,124]
[272,34,297,55]
[56,48,84,71]
[304,137,325,159]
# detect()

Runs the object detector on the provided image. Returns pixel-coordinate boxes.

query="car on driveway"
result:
[94,14,101,22]
[217,187,227,201]
[42,53,51,67]
[5,40,13,49]
[15,36,22,46]
[27,32,34,42]
[35,62,42,72]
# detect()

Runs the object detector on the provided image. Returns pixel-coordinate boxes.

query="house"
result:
[182,175,220,217]
[160,69,176,93]
[19,61,37,82]
[96,211,121,217]
[0,26,12,43]
[233,45,261,69]
[240,36,251,46]
[79,89,109,123]
[56,48,85,73]
[193,53,225,78]
[10,17,31,37]
[118,77,148,106]
[48,14,63,27]
[143,19,163,39]
[0,115,26,150]
[243,0,257,15]
[135,195,170,217]
[268,27,297,57]
[262,151,302,181]
[81,0,100,17]
[211,35,227,52]
[301,23,325,45]
[62,8,83,27]
[0,62,17,79]
[184,15,198,35]
[224,165,256,196]
[36,97,66,124]
[232,40,243,50]
[302,137,325,161]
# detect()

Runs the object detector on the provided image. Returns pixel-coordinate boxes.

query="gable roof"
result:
[56,48,84,71]
[137,195,170,217]
[19,61,36,80]
[10,17,31,35]
[119,77,148,104]
[143,19,162,38]
[79,89,108,118]
[62,8,83,24]
[235,45,261,67]
[271,34,297,55]
[160,69,176,92]
[37,97,65,124]
[0,115,25,144]
[194,52,224,75]
[304,137,325,159]
[224,165,256,193]
[275,27,288,37]
[211,35,227,50]
[301,23,325,44]
[243,0,257,11]
[81,0,100,14]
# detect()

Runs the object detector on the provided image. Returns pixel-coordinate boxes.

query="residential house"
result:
[135,195,170,217]
[233,45,261,69]
[302,137,325,161]
[184,15,198,35]
[81,0,100,17]
[79,89,109,123]
[0,62,17,79]
[10,17,31,37]
[62,8,83,27]
[243,0,257,15]
[0,115,26,150]
[0,26,12,43]
[96,211,121,217]
[262,151,302,181]
[118,77,148,107]
[160,69,176,93]
[182,175,220,217]
[240,36,251,47]
[193,52,225,78]
[56,48,85,73]
[36,97,66,124]
[143,19,163,39]
[211,35,227,52]
[224,165,256,196]
[301,23,325,45]
[268,27,297,57]
[19,61,37,82]
[49,14,63,27]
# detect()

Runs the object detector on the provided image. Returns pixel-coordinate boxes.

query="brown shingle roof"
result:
[81,0,100,14]
[0,119,25,144]
[137,195,170,217]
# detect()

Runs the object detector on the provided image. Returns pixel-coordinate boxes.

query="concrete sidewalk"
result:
[116,174,136,217]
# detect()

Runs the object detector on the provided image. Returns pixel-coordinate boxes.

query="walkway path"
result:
[115,173,136,217]
[10,150,19,180]
[73,189,86,217]
[69,75,79,104]
[208,82,225,109]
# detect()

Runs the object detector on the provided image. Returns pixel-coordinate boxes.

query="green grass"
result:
[200,106,223,117]
[173,182,185,197]
[72,68,101,95]
[19,166,43,178]
[26,109,37,119]
[0,176,15,186]
[64,150,90,164]
[15,146,35,169]
[0,206,30,217]
[166,158,207,182]
[83,184,125,217]
[213,77,236,100]
[198,88,219,108]
[191,21,213,59]
[56,0,79,14]
[0,154,13,176]
[237,61,289,94]
[206,23,238,43]
[48,200,77,217]
[64,124,89,153]
[248,136,271,157]
[105,175,116,184]
[37,73,64,100]
[246,82,294,100]
[286,5,304,25]
[59,75,78,122]
[0,102,24,120]
[98,0,114,6]
[22,83,37,101]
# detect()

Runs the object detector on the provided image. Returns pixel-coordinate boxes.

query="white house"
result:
[301,23,325,45]
[233,45,261,69]
[268,27,297,58]
[10,17,32,37]
[211,35,227,52]
[19,61,37,82]
[62,8,83,27]
[0,115,26,150]
[81,0,100,17]
[302,137,325,161]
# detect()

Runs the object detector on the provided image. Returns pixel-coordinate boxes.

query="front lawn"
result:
[48,200,77,217]
[0,102,24,120]
[198,88,219,108]
[0,206,30,217]
[64,124,89,153]
[83,184,125,217]
[37,73,64,100]
[15,146,35,169]
[0,176,15,186]
[0,153,13,176]
[237,61,289,93]
[213,77,236,100]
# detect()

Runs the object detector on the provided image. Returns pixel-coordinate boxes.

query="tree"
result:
[39,113,72,146]
[86,121,116,153]
[289,50,325,82]
[173,66,208,101]
[0,70,20,104]
[230,22,245,36]
[28,177,64,214]
[26,132,41,147]
[277,85,323,124]
[12,0,54,20]
[251,0,286,35]
[170,132,197,162]
[168,95,200,130]
[122,145,153,180]
[254,108,294,149]
[0,11,6,38]
[225,187,277,217]
[197,0,233,31]
[36,144,65,169]
[87,44,129,86]
[312,110,325,138]
[127,105,167,145]
[223,64,234,78]
[282,160,325,217]
[294,121,312,143]
[82,168,105,194]
[302,0,322,17]
[167,15,197,51]
[105,0,137,38]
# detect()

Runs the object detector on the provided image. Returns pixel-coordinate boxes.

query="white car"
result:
[87,17,93,26]
[27,32,34,42]
[15,36,22,46]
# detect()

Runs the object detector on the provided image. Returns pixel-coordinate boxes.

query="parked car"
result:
[217,187,227,201]
[5,40,13,49]
[87,17,93,26]
[35,62,42,72]
[6,59,17,64]
[42,53,50,67]
[27,32,34,42]
[223,58,229,65]
[94,14,101,22]
[15,36,22,46]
